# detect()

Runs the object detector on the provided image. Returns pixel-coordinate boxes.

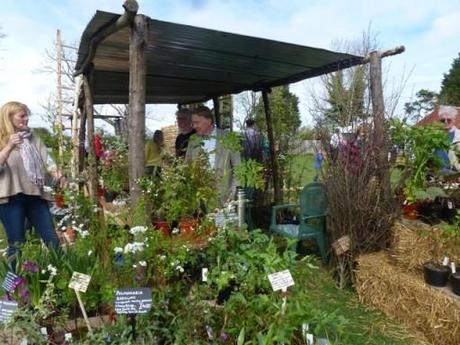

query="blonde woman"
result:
[0,101,60,263]
[145,130,164,177]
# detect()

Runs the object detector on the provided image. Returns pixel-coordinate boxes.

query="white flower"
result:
[72,220,76,225]
[130,226,148,235]
[133,264,137,268]
[47,264,57,276]
[124,242,145,254]
[80,230,89,238]
[159,255,166,260]
[88,250,93,256]
[172,227,180,235]
[114,247,123,253]
[176,265,184,273]
[61,226,67,231]
[139,261,147,267]
[79,223,84,228]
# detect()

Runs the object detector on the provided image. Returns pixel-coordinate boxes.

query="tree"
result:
[404,89,438,122]
[439,53,460,106]
[254,85,301,153]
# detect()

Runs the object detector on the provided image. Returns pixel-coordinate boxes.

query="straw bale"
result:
[391,219,460,273]
[356,251,460,345]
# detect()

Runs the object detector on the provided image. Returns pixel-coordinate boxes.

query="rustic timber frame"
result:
[74,0,404,208]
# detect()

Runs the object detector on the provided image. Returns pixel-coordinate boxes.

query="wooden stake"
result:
[75,290,92,333]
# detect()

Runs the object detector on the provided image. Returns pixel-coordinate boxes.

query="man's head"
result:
[176,108,193,134]
[245,118,255,128]
[439,106,458,130]
[191,106,214,136]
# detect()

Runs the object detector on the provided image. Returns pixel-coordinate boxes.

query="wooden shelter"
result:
[74,0,402,207]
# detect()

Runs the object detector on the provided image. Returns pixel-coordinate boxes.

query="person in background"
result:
[185,106,240,206]
[242,118,266,162]
[313,147,324,182]
[330,128,344,160]
[0,101,61,266]
[145,130,164,177]
[175,108,196,158]
[439,106,460,171]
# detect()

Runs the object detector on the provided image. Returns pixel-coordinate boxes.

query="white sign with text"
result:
[268,270,294,292]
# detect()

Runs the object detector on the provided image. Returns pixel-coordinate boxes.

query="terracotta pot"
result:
[153,220,171,236]
[179,217,198,235]
[55,193,65,208]
[423,262,449,287]
[402,203,418,220]
[66,226,76,242]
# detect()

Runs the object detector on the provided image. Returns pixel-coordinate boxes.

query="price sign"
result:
[68,272,91,292]
[2,271,20,293]
[0,300,18,323]
[114,288,152,314]
[268,270,295,292]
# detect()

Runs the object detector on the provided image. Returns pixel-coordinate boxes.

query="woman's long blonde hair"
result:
[0,101,30,148]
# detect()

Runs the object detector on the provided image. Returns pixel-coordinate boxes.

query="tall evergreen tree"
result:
[439,53,460,106]
[404,89,438,122]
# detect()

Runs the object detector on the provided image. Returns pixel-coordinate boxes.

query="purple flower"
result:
[12,276,26,290]
[23,261,39,273]
[20,287,30,304]
[219,331,230,342]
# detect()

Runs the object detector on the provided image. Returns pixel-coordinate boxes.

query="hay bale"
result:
[391,219,435,272]
[391,219,460,273]
[356,251,460,345]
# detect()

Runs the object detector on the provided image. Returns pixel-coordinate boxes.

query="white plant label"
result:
[268,270,294,292]
[443,257,449,266]
[451,262,457,274]
[202,268,208,282]
[301,323,314,345]
[68,272,91,292]
[448,201,453,209]
[40,327,47,335]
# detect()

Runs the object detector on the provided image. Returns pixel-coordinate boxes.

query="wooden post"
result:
[262,89,282,204]
[71,76,82,179]
[78,103,87,175]
[82,66,98,202]
[56,29,64,170]
[213,97,220,128]
[369,51,391,201]
[128,14,147,208]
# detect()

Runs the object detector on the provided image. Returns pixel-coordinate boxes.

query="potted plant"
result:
[158,157,218,234]
[423,261,450,287]
[390,120,451,211]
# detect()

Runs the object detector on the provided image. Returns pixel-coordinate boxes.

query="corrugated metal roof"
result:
[75,10,364,105]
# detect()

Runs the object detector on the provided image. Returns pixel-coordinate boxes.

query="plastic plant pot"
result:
[423,262,450,287]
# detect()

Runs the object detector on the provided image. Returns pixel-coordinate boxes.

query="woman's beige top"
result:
[0,132,52,204]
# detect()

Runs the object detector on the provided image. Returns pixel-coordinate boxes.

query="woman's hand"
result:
[7,132,24,148]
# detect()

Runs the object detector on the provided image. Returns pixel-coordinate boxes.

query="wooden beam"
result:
[213,97,220,128]
[369,51,391,202]
[82,67,99,202]
[128,14,147,208]
[74,0,138,76]
[262,89,282,204]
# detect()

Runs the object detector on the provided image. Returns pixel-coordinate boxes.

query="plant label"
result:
[114,288,152,314]
[2,271,20,293]
[448,201,453,209]
[301,323,314,344]
[40,327,48,335]
[268,270,294,292]
[0,300,18,323]
[332,235,350,256]
[202,268,208,282]
[451,262,456,274]
[19,339,28,345]
[443,257,449,266]
[64,333,72,341]
[317,338,330,345]
[68,272,91,293]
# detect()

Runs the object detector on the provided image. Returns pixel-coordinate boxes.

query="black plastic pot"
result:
[423,262,450,287]
[450,273,460,295]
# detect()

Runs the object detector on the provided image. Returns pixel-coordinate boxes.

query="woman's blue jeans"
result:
[0,193,60,259]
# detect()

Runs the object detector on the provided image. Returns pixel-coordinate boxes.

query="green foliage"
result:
[234,159,265,189]
[439,52,460,106]
[100,139,129,194]
[390,119,450,203]
[404,89,438,122]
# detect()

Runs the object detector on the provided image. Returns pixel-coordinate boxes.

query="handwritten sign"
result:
[2,271,19,293]
[332,235,351,256]
[268,270,294,292]
[114,288,152,314]
[68,272,91,292]
[0,300,18,323]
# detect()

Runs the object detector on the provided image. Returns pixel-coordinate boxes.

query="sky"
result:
[0,0,459,131]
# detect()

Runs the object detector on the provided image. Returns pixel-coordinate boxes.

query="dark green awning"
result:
[75,10,364,105]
